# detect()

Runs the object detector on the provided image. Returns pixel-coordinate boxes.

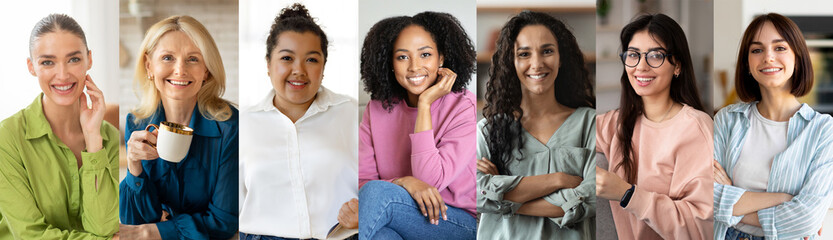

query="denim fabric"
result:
[724,227,764,240]
[359,180,476,240]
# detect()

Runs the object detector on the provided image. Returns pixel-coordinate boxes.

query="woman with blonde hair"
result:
[119,15,238,239]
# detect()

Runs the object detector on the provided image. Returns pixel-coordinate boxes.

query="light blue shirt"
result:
[713,102,833,240]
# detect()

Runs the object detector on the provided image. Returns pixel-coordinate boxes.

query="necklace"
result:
[658,102,675,122]
[646,102,675,123]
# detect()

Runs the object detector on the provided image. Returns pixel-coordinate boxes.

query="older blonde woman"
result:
[118,15,238,240]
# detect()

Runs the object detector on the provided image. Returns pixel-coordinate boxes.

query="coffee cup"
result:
[145,121,194,163]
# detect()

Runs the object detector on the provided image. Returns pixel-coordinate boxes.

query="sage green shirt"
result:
[477,107,596,239]
[0,94,119,239]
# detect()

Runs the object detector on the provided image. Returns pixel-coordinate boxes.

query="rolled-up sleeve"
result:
[477,172,523,215]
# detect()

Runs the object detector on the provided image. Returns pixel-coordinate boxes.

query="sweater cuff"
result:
[409,130,437,155]
[623,185,650,218]
[156,220,177,240]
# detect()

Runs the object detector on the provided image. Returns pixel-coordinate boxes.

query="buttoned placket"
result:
[285,114,312,236]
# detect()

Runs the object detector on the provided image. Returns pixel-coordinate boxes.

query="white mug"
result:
[145,121,193,163]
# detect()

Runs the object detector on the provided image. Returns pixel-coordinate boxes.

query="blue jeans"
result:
[724,227,764,240]
[239,232,358,240]
[239,232,313,240]
[358,180,476,240]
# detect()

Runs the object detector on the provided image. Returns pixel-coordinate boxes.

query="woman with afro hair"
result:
[358,11,477,239]
[477,11,596,239]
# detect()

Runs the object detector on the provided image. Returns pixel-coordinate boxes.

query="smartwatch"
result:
[620,184,636,208]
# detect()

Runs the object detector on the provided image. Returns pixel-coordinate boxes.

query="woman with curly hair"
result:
[476,11,596,239]
[595,14,713,239]
[358,11,477,239]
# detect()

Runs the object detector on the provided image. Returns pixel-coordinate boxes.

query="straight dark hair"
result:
[735,13,813,101]
[616,14,704,183]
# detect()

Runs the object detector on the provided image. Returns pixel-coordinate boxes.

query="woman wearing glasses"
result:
[595,14,713,239]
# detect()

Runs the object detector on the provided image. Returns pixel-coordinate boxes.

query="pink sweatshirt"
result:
[359,91,477,216]
[596,105,714,240]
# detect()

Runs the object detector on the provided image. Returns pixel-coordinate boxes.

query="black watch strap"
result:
[620,184,636,208]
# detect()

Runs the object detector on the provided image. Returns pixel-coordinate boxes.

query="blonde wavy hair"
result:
[131,15,233,123]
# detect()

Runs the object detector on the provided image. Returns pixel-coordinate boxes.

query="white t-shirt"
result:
[239,87,358,238]
[732,105,788,236]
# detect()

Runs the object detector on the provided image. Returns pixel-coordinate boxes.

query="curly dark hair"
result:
[361,11,476,111]
[266,3,329,63]
[482,11,595,175]
[615,14,704,183]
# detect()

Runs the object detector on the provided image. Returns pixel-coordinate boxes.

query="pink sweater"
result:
[596,105,714,240]
[359,91,477,216]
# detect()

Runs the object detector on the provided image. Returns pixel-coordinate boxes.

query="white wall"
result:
[0,0,118,120]
[239,0,360,108]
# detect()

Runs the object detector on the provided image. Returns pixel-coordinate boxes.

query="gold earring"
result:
[147,75,153,81]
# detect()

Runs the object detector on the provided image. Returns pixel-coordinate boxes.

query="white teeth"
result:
[529,74,547,79]
[636,77,655,82]
[169,80,190,86]
[289,81,305,86]
[408,76,426,82]
[761,68,781,73]
[54,84,73,91]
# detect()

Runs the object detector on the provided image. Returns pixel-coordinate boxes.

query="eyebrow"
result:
[38,51,83,59]
[517,43,557,51]
[159,50,203,55]
[627,47,667,52]
[750,39,787,45]
[395,46,434,53]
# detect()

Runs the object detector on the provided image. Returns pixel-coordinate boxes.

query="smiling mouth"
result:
[407,75,427,85]
[760,68,782,73]
[53,83,75,91]
[167,79,193,86]
[636,76,655,83]
[288,80,308,86]
[528,73,548,80]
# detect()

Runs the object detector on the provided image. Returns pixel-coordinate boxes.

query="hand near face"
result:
[596,166,632,200]
[395,176,448,225]
[78,75,105,153]
[417,67,456,108]
[337,198,359,229]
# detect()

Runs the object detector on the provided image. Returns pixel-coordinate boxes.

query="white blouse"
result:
[239,87,358,238]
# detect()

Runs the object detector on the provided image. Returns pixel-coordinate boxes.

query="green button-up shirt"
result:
[0,94,119,239]
[477,107,596,239]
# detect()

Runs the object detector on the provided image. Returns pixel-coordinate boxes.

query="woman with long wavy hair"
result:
[595,13,713,239]
[477,11,596,239]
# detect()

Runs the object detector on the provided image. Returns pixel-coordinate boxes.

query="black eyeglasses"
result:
[619,50,672,68]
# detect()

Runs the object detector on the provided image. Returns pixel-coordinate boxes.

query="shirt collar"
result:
[728,101,815,121]
[149,103,221,137]
[251,87,350,116]
[23,93,112,142]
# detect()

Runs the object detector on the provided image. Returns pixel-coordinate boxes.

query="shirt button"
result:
[135,182,141,187]
[481,190,486,195]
